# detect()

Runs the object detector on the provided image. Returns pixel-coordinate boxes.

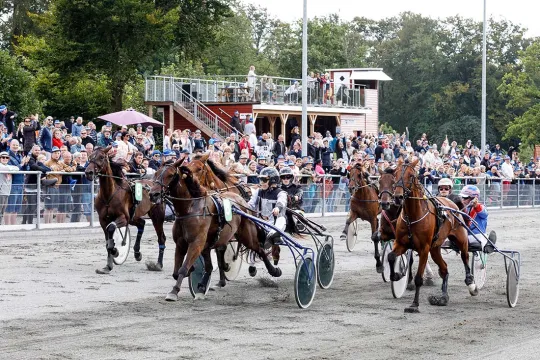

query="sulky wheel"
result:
[294,255,317,309]
[346,220,358,252]
[112,226,131,265]
[189,255,212,298]
[391,250,411,299]
[317,241,335,289]
[471,252,487,290]
[381,240,394,283]
[224,242,243,281]
[506,259,519,308]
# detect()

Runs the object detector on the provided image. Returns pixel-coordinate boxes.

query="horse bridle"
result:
[153,163,180,202]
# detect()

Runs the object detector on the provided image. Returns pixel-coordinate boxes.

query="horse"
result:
[340,161,382,272]
[84,145,167,274]
[148,159,282,301]
[389,158,477,313]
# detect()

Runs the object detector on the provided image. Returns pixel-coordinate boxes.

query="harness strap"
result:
[381,210,397,236]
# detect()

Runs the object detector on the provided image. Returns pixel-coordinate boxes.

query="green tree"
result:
[0,49,40,116]
[499,41,540,147]
[0,0,50,48]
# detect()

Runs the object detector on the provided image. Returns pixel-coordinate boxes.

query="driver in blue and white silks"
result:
[248,167,288,248]
[459,185,497,253]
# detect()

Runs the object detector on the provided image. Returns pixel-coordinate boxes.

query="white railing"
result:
[145,75,368,108]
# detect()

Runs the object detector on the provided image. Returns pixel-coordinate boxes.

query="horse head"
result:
[393,157,419,206]
[149,157,184,204]
[379,167,396,210]
[85,145,112,181]
[348,161,367,194]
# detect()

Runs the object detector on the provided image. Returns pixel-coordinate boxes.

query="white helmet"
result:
[438,178,453,188]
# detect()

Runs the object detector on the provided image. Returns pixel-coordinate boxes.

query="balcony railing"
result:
[145,75,368,109]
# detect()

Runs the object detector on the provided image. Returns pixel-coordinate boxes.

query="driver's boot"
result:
[484,231,497,254]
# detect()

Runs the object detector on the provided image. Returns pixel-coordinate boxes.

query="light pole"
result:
[301,0,308,156]
[481,0,487,155]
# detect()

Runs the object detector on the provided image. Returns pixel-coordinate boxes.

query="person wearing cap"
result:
[149,150,162,170]
[71,116,84,137]
[230,110,243,134]
[0,105,17,137]
[161,149,174,163]
[192,129,206,152]
[256,155,267,173]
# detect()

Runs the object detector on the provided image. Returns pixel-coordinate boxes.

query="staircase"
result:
[173,85,239,140]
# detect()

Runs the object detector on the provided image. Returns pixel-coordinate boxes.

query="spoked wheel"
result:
[112,226,131,265]
[381,240,394,283]
[506,259,519,308]
[346,220,358,252]
[391,250,411,299]
[317,239,335,289]
[189,255,212,298]
[472,252,487,290]
[224,242,243,281]
[294,255,317,309]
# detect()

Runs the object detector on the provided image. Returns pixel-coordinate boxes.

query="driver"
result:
[248,167,287,248]
[280,167,303,210]
[437,177,464,209]
[459,185,497,253]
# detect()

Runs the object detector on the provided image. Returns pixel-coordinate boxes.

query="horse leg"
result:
[405,245,429,313]
[340,211,358,240]
[96,222,117,274]
[428,246,450,306]
[238,221,282,278]
[215,245,228,288]
[147,204,167,271]
[387,240,408,282]
[406,253,415,291]
[166,241,203,302]
[452,233,478,296]
[197,247,213,296]
[131,218,145,262]
[271,245,281,266]
[172,238,188,280]
[371,217,384,273]
[424,259,436,286]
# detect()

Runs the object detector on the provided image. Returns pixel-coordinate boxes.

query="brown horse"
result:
[85,146,166,274]
[377,168,400,243]
[389,158,477,313]
[148,159,282,301]
[340,162,382,272]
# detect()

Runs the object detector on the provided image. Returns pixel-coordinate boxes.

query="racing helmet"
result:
[259,167,280,186]
[438,178,453,189]
[279,167,293,177]
[459,185,480,199]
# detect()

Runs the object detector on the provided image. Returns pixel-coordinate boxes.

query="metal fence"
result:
[0,172,538,231]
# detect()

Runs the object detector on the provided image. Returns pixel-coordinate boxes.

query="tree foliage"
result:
[0,49,40,116]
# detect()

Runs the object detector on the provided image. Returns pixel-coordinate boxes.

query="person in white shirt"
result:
[247,65,257,101]
[0,151,19,224]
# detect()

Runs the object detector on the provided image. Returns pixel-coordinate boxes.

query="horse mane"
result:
[109,159,127,185]
[181,167,206,198]
[383,167,395,174]
[206,159,236,184]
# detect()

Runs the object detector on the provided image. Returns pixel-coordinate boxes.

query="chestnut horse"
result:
[149,159,282,301]
[340,162,382,272]
[85,146,166,274]
[389,158,477,313]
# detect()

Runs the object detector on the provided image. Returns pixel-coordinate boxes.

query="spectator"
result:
[4,140,29,225]
[21,117,39,155]
[72,117,85,137]
[149,150,162,170]
[239,133,252,158]
[272,134,286,160]
[230,111,243,134]
[0,105,17,137]
[23,145,54,224]
[80,129,95,147]
[163,128,172,151]
[129,152,146,175]
[228,133,241,161]
[192,130,206,152]
[98,128,114,148]
[256,133,272,160]
[0,151,19,224]
[247,65,257,101]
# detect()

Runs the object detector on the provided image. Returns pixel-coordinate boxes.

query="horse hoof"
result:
[145,261,163,272]
[217,280,227,288]
[424,277,436,287]
[390,273,402,282]
[111,248,119,258]
[165,292,179,302]
[407,283,416,291]
[273,259,279,266]
[273,267,282,278]
[134,252,142,262]
[197,284,207,294]
[468,283,478,296]
[248,266,257,277]
[339,234,346,241]
[172,273,179,280]
[428,294,449,306]
[376,265,384,274]
[404,306,420,313]
[223,263,231,272]
[95,267,111,275]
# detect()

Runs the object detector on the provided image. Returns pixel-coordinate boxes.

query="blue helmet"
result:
[460,185,480,199]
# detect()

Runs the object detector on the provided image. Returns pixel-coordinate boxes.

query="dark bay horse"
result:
[149,159,282,301]
[85,146,167,274]
[389,158,477,313]
[340,162,382,272]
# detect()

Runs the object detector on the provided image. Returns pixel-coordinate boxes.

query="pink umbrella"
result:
[97,108,163,127]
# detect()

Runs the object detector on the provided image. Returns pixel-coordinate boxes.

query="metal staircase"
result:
[173,85,239,140]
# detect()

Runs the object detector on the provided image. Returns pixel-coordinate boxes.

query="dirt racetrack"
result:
[1,209,539,360]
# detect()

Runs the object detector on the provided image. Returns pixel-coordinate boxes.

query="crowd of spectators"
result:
[0,102,539,226]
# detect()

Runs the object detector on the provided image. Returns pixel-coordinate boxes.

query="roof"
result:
[350,70,392,81]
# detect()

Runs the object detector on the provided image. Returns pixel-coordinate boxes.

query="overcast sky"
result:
[243,0,540,37]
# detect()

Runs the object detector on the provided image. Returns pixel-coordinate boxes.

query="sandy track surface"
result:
[1,210,539,360]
